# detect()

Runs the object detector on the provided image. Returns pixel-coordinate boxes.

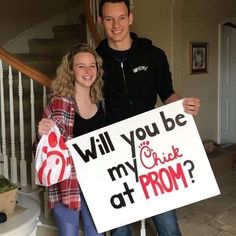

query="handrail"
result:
[0,47,51,88]
[83,0,101,46]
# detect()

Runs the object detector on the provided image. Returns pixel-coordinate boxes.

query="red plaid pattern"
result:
[33,96,81,210]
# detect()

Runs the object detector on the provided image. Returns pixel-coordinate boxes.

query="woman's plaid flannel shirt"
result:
[33,95,81,210]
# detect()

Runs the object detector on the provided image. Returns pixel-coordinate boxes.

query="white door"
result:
[220,24,236,143]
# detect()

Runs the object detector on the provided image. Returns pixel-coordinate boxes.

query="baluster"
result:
[30,79,36,189]
[0,60,2,174]
[0,59,8,177]
[0,146,3,175]
[43,85,47,108]
[43,84,50,218]
[130,0,134,9]
[105,231,111,236]
[91,0,96,24]
[140,219,146,236]
[18,71,27,186]
[8,65,17,183]
[87,0,93,47]
[95,0,105,39]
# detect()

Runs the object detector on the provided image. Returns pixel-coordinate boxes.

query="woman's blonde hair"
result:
[50,43,104,103]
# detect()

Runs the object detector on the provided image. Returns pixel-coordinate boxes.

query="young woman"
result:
[34,43,105,236]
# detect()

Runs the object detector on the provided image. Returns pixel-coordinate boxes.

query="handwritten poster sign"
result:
[66,100,220,233]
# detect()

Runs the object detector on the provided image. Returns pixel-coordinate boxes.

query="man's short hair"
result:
[99,0,130,17]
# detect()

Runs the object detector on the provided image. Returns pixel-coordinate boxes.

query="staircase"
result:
[1,12,87,183]
[26,14,87,236]
[14,15,87,78]
[0,10,88,236]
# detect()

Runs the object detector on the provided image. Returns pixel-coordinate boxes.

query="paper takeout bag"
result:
[35,125,71,186]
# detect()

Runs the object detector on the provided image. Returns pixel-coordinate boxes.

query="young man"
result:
[96,0,200,235]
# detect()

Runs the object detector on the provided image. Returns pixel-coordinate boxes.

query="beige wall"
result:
[132,0,172,57]
[131,0,236,142]
[180,0,236,141]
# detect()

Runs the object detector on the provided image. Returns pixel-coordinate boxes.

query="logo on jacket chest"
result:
[133,66,148,74]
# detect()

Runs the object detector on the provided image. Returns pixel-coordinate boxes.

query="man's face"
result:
[99,2,133,45]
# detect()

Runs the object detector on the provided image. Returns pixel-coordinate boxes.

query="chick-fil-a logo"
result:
[37,128,71,186]
[139,141,183,169]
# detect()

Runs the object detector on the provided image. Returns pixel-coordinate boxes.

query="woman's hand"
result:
[38,118,55,137]
[183,97,200,116]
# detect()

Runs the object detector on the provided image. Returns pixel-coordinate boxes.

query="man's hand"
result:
[182,97,200,116]
[164,93,200,116]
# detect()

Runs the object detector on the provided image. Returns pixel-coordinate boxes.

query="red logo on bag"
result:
[37,130,71,185]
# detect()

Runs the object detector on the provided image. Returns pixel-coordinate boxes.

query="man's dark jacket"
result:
[96,33,175,124]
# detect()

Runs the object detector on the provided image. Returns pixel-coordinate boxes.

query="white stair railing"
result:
[0,57,48,189]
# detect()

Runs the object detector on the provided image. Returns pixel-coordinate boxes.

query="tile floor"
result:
[176,170,236,236]
[37,170,236,236]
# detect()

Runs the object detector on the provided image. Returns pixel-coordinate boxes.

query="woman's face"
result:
[73,52,97,89]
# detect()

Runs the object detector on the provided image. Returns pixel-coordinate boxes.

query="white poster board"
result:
[67,100,220,233]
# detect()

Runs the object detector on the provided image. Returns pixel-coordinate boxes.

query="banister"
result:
[0,0,101,88]
[0,47,51,88]
[83,0,101,46]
